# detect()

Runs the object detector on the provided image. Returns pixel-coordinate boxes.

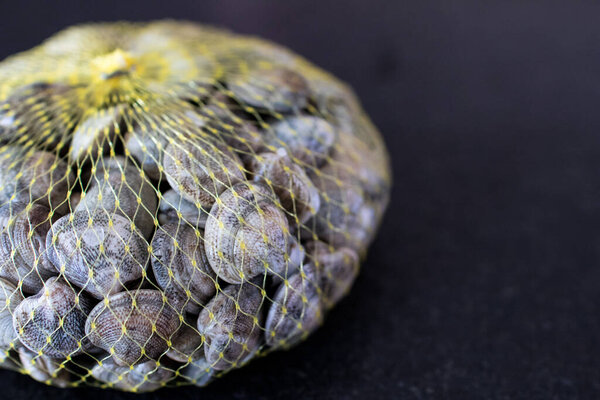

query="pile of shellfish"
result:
[0,21,391,391]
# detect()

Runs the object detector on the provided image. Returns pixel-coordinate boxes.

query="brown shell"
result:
[0,145,74,215]
[249,150,320,226]
[13,277,93,358]
[265,264,322,348]
[151,222,217,314]
[0,202,55,293]
[197,283,263,370]
[162,135,246,210]
[227,67,309,113]
[91,357,174,392]
[45,210,149,299]
[204,182,290,284]
[76,155,158,238]
[85,289,180,366]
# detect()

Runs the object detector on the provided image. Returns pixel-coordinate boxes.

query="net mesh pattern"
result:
[0,21,391,392]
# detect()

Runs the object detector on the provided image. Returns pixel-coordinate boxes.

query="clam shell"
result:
[197,283,263,370]
[271,235,306,286]
[151,222,216,314]
[204,182,290,284]
[162,135,246,210]
[0,202,55,293]
[0,278,24,348]
[249,150,320,225]
[85,289,180,366]
[228,67,309,113]
[124,127,167,181]
[265,265,322,348]
[308,241,359,307]
[91,357,173,392]
[70,105,126,163]
[267,116,336,168]
[18,348,70,388]
[76,155,158,238]
[158,189,209,228]
[46,210,149,299]
[179,356,215,387]
[0,82,77,150]
[165,321,204,363]
[13,277,93,358]
[194,103,265,161]
[0,145,74,214]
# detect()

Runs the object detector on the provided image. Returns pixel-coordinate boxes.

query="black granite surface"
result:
[0,1,599,399]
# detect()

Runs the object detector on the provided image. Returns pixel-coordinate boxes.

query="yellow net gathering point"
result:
[0,20,391,392]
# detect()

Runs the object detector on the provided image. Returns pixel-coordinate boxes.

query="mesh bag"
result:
[0,21,391,392]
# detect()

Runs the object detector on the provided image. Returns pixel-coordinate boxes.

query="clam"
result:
[179,356,216,387]
[162,135,246,210]
[0,350,19,372]
[18,348,70,388]
[271,235,306,285]
[265,265,322,348]
[332,129,391,205]
[158,189,209,228]
[308,164,375,251]
[70,105,126,163]
[195,103,265,161]
[227,67,309,113]
[165,321,204,363]
[85,289,180,366]
[45,210,149,299]
[13,277,93,358]
[204,182,290,284]
[123,126,168,181]
[76,155,158,238]
[151,222,216,314]
[0,278,24,348]
[197,283,263,370]
[249,150,320,225]
[307,241,359,307]
[0,82,76,149]
[267,116,336,168]
[0,145,74,214]
[91,357,173,392]
[0,202,55,293]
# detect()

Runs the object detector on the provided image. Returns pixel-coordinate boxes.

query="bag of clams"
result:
[0,21,391,392]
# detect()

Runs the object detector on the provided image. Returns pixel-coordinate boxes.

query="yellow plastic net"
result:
[0,21,391,392]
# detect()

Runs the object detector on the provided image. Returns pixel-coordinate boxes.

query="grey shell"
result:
[45,210,149,299]
[204,182,290,284]
[75,155,158,239]
[0,202,56,294]
[197,283,263,370]
[91,357,174,392]
[13,277,93,358]
[0,278,24,348]
[85,289,180,366]
[151,222,216,314]
[265,264,322,348]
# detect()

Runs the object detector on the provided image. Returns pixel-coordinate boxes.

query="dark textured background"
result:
[1,1,599,399]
